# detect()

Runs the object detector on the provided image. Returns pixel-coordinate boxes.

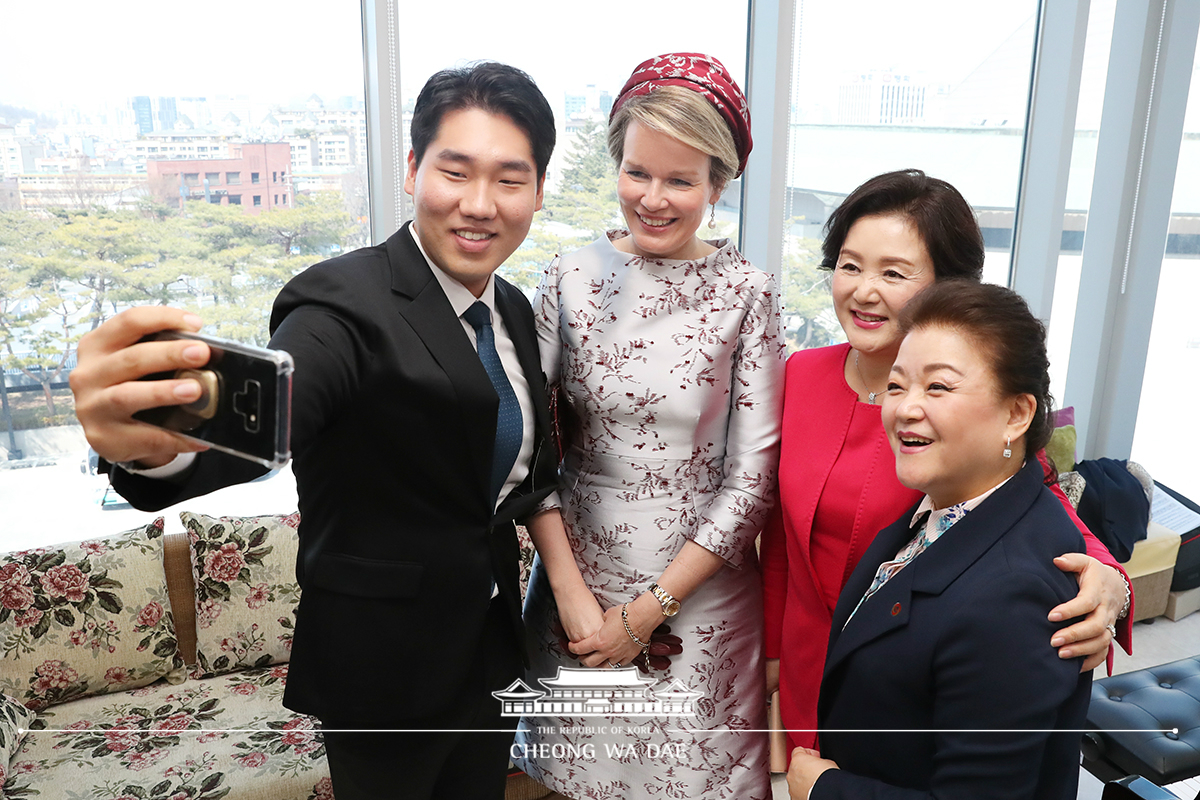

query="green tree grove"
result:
[0,194,352,415]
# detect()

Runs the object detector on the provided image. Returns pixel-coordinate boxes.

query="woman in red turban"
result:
[515,53,781,799]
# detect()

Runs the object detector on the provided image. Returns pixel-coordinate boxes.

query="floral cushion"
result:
[2,693,36,794]
[0,520,185,711]
[7,664,330,800]
[182,512,301,678]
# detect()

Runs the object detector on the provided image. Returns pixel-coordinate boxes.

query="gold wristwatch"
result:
[648,583,681,617]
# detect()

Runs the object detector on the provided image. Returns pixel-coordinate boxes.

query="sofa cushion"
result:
[182,512,301,678]
[6,664,330,800]
[1,693,36,792]
[1046,424,1077,473]
[0,520,186,710]
[1047,406,1077,472]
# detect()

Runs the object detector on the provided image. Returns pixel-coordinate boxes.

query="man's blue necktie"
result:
[463,301,523,505]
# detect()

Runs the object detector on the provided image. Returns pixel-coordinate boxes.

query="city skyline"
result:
[3,1,1043,122]
[11,1,1198,138]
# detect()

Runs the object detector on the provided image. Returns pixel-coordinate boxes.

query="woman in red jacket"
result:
[760,169,1133,754]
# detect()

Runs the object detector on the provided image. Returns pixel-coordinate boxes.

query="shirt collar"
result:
[910,469,1020,531]
[408,224,497,319]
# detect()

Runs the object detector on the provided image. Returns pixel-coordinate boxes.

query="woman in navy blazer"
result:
[788,281,1092,800]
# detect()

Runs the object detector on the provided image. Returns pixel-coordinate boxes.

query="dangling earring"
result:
[1003,437,1012,459]
[708,204,716,230]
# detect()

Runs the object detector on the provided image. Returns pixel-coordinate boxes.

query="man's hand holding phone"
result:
[71,307,293,470]
[71,308,214,469]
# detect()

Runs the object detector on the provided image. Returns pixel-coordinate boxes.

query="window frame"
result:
[356,0,1199,463]
[1058,0,1199,459]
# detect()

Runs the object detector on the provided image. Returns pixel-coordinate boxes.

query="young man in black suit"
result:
[69,63,559,800]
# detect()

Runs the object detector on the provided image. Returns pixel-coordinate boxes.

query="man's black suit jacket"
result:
[111,223,558,723]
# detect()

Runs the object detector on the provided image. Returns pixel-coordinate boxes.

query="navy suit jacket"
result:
[111,223,558,722]
[813,457,1093,800]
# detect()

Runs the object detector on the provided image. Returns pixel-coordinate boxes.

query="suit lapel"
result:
[488,279,547,644]
[907,458,1044,595]
[495,278,550,435]
[790,345,860,603]
[386,224,496,497]
[823,510,920,679]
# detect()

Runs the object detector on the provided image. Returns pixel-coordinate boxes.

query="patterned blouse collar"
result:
[908,468,1020,539]
[604,229,732,261]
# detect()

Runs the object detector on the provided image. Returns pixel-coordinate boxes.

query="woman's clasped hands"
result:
[552,591,683,673]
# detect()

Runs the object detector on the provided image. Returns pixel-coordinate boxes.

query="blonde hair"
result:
[608,86,739,194]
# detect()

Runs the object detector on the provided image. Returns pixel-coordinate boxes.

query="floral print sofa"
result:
[0,513,329,800]
[0,513,550,800]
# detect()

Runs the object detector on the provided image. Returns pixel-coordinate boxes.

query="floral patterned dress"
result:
[513,232,785,799]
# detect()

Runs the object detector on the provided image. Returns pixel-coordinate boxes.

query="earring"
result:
[1003,437,1012,459]
[708,204,716,229]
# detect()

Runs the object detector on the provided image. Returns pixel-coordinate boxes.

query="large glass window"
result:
[780,0,1039,352]
[0,0,368,546]
[394,0,751,294]
[1130,43,1200,500]
[1045,0,1118,399]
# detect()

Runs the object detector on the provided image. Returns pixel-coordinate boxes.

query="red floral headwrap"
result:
[611,52,753,176]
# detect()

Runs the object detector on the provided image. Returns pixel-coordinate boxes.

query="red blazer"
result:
[761,343,1131,753]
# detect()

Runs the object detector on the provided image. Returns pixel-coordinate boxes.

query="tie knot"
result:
[463,301,491,332]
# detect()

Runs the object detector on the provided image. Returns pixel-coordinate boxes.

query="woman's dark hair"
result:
[819,169,984,282]
[899,280,1055,458]
[410,62,556,181]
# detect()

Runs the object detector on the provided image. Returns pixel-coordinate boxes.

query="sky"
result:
[7,0,1197,133]
[0,0,365,109]
[0,0,1045,118]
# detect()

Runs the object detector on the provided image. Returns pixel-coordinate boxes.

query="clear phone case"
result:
[133,330,293,469]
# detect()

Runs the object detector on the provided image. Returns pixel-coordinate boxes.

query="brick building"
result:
[146,142,291,214]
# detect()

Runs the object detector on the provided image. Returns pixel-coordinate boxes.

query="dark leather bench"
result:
[1082,656,1200,788]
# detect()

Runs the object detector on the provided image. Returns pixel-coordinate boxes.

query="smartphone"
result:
[132,330,294,469]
